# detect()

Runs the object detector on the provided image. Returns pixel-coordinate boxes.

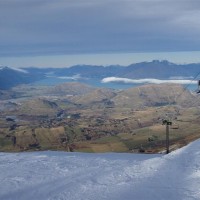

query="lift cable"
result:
[162,69,200,153]
[163,70,200,121]
[174,70,200,102]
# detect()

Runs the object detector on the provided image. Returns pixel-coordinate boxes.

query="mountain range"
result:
[1,60,200,90]
[0,66,44,90]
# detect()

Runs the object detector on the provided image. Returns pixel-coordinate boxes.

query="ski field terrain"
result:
[0,139,200,200]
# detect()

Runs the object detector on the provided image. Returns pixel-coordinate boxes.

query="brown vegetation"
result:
[0,83,200,153]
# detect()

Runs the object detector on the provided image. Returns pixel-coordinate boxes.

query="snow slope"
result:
[0,140,200,200]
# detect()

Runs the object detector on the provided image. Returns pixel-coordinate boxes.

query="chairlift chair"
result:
[171,123,179,129]
[197,80,200,94]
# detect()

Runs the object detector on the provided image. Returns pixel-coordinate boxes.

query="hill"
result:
[72,88,116,105]
[113,83,198,108]
[0,139,200,199]
[48,82,95,96]
[1,82,200,152]
[18,98,59,116]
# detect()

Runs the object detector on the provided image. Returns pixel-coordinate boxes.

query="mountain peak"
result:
[0,65,9,70]
[152,60,175,65]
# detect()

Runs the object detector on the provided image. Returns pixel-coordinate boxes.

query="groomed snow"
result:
[0,139,200,200]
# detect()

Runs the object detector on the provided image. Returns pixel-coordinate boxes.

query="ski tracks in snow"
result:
[0,140,200,200]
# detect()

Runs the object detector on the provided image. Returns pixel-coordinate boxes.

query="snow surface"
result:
[9,67,28,74]
[0,66,28,73]
[0,140,200,200]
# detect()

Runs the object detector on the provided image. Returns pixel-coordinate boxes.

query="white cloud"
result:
[101,77,197,85]
[58,74,81,80]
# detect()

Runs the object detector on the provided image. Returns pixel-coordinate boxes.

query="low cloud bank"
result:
[101,77,197,85]
[58,74,81,80]
[169,76,194,80]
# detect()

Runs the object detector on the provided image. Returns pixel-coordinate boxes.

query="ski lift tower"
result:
[162,119,172,154]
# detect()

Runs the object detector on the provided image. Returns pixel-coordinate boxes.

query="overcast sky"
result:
[1,0,200,67]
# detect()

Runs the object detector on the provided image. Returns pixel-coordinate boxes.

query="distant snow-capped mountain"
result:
[0,66,44,90]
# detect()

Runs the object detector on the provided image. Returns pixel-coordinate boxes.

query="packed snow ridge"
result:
[1,139,200,200]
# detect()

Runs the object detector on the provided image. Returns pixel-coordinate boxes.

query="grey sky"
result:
[1,0,200,66]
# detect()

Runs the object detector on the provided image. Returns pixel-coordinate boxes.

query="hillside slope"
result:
[0,139,200,200]
[113,83,198,108]
[48,82,95,96]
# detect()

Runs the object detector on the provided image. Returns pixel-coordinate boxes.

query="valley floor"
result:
[0,139,200,200]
